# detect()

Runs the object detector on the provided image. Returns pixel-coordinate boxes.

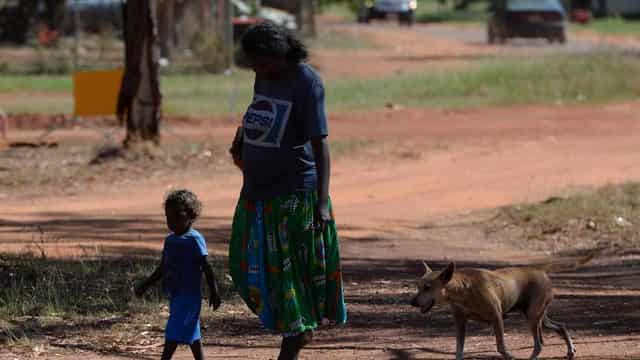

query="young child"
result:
[135,189,222,360]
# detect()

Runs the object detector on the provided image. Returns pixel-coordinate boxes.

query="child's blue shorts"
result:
[166,295,202,344]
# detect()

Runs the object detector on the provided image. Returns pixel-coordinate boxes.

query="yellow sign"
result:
[73,69,123,117]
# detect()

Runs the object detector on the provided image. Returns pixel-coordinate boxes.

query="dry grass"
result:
[489,183,640,253]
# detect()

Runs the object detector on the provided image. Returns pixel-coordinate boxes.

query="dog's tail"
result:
[532,249,600,273]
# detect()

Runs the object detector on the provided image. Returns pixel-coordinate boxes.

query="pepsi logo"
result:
[242,95,292,148]
[244,99,277,142]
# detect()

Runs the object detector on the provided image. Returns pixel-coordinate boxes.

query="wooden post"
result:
[0,109,7,140]
[299,0,316,38]
[157,0,175,60]
[217,0,234,68]
[73,0,80,70]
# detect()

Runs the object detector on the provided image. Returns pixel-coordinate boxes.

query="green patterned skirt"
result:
[229,192,347,335]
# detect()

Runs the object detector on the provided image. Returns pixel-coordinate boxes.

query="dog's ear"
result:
[422,261,432,275]
[439,262,455,284]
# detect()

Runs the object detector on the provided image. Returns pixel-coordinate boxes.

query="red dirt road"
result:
[2,102,640,359]
[3,102,640,254]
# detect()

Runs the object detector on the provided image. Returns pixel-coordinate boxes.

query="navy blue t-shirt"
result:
[162,228,208,297]
[241,63,328,200]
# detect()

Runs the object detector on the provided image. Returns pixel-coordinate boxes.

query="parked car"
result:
[232,0,297,30]
[357,0,417,26]
[231,0,297,41]
[487,0,567,44]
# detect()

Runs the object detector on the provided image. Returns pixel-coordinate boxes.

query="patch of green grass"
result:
[0,253,231,318]
[576,17,640,38]
[327,52,640,111]
[3,53,640,115]
[416,0,487,23]
[319,1,357,21]
[0,71,255,116]
[161,71,255,116]
[0,75,71,92]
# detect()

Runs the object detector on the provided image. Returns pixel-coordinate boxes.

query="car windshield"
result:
[506,0,564,12]
[67,0,122,9]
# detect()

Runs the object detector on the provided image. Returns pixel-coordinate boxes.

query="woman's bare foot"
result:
[277,331,313,360]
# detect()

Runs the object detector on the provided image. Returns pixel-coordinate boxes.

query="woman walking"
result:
[228,21,347,360]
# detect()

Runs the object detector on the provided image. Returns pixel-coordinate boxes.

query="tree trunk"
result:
[217,0,233,68]
[118,0,162,148]
[43,0,66,31]
[157,0,175,60]
[299,0,316,38]
[4,1,38,44]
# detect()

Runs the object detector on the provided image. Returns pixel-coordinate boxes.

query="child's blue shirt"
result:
[162,228,208,297]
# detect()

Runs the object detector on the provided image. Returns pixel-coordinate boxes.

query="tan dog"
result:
[410,257,593,360]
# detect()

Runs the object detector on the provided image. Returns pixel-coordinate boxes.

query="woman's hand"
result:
[311,136,331,233]
[209,293,222,311]
[314,200,331,233]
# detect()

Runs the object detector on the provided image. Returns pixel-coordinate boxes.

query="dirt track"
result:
[2,20,640,360]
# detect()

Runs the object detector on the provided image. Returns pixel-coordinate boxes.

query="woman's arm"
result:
[311,135,331,232]
[202,256,222,310]
[135,255,163,297]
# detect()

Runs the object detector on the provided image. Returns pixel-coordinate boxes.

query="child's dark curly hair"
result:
[241,21,308,65]
[164,189,202,221]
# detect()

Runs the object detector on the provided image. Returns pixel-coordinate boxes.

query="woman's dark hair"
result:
[241,21,308,65]
[164,189,202,221]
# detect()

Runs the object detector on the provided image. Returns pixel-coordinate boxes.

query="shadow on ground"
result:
[1,214,638,359]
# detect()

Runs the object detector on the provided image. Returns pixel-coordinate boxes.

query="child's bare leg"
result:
[189,340,204,360]
[161,341,178,360]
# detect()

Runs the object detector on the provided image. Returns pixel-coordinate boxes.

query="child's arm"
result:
[201,256,222,310]
[135,255,163,298]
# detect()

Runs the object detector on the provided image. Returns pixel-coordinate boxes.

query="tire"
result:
[398,10,415,26]
[407,11,415,26]
[558,32,567,44]
[489,26,506,45]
